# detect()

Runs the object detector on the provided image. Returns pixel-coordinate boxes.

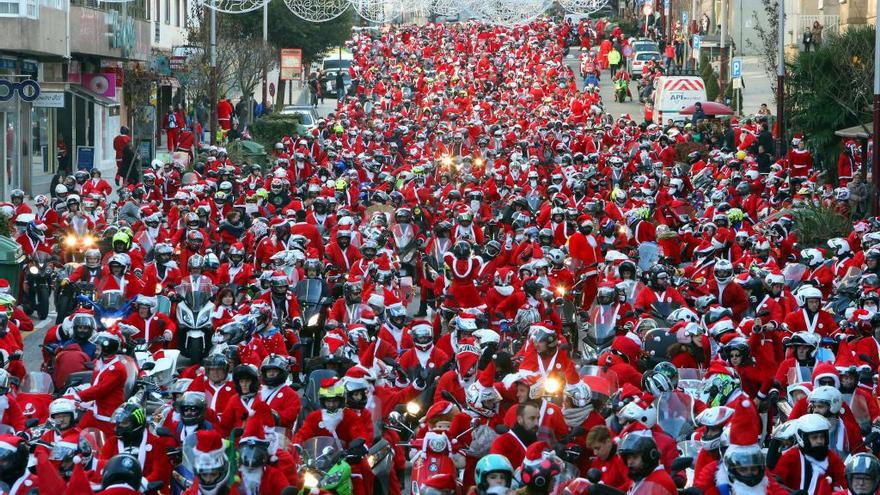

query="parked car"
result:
[281,105,319,133]
[630,51,661,78]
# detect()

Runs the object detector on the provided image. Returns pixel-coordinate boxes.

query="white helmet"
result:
[695,406,735,451]
[564,381,593,409]
[795,413,831,457]
[618,400,656,428]
[465,381,502,418]
[55,184,68,195]
[796,285,823,306]
[151,158,164,169]
[764,273,785,286]
[713,259,734,284]
[669,307,699,323]
[808,385,843,415]
[472,329,500,349]
[827,237,851,257]
[800,248,824,267]
[771,419,801,442]
[49,398,77,417]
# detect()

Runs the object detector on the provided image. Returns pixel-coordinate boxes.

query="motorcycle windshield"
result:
[643,328,676,363]
[787,366,813,386]
[32,251,52,265]
[836,267,864,292]
[178,282,212,310]
[99,291,126,312]
[655,392,695,441]
[78,428,105,459]
[678,368,705,398]
[586,305,617,348]
[20,371,53,394]
[296,279,324,305]
[391,224,414,248]
[577,365,619,399]
[782,263,808,289]
[618,280,645,305]
[637,242,659,272]
[301,436,343,472]
[181,432,200,472]
[851,393,872,432]
[526,193,541,213]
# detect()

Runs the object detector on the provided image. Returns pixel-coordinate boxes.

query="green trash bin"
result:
[237,141,268,171]
[0,235,24,299]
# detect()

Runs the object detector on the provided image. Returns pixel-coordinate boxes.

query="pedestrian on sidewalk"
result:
[811,21,824,48]
[664,41,675,73]
[607,46,621,77]
[802,28,813,52]
[308,72,321,107]
[113,126,131,186]
[163,105,178,152]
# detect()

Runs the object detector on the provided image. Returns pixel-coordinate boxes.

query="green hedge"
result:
[251,113,305,150]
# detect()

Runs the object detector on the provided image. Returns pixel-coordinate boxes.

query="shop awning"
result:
[835,122,872,140]
[67,84,120,108]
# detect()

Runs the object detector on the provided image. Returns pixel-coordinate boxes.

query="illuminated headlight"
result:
[302,471,319,489]
[29,266,38,275]
[441,155,453,167]
[307,313,320,326]
[556,286,567,297]
[155,283,163,293]
[367,454,376,468]
[544,377,563,394]
[406,401,421,416]
[101,317,120,328]
[83,235,96,247]
[64,236,77,248]
[474,158,484,168]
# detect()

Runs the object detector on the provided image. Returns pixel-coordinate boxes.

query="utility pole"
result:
[719,0,728,95]
[261,2,268,123]
[776,0,784,158]
[873,7,880,214]
[209,6,217,144]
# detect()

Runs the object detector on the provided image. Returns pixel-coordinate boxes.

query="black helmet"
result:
[845,453,880,495]
[112,403,146,445]
[260,353,289,387]
[723,445,766,487]
[452,241,472,260]
[232,364,260,396]
[484,240,501,259]
[520,452,562,494]
[101,454,143,490]
[239,439,270,468]
[618,432,660,481]
[0,437,27,485]
[653,361,679,389]
[175,391,207,426]
[203,353,229,373]
[93,331,121,358]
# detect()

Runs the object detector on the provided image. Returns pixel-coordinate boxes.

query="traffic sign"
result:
[731,58,742,78]
[692,35,701,50]
[682,11,688,24]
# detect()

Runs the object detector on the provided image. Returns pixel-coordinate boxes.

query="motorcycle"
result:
[298,436,367,495]
[582,304,619,364]
[23,251,56,320]
[296,278,331,359]
[59,230,98,264]
[77,288,133,330]
[175,280,214,364]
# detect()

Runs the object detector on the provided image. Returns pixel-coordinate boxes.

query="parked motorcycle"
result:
[23,251,56,320]
[175,280,214,364]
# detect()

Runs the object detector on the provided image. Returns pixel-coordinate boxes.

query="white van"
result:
[652,76,707,124]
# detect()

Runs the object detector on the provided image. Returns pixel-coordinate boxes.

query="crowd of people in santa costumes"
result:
[4,14,880,495]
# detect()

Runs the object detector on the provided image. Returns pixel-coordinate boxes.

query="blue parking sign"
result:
[682,11,688,24]
[732,58,742,78]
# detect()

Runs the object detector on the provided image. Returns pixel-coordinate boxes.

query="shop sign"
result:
[33,92,65,108]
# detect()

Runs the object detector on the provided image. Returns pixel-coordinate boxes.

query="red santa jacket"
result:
[772,447,846,495]
[99,430,173,484]
[489,429,531,468]
[120,312,176,352]
[399,346,450,377]
[74,355,128,421]
[257,383,301,429]
[783,309,838,337]
[293,408,363,445]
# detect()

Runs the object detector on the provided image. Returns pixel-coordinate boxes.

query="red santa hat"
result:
[727,397,761,453]
[705,359,736,378]
[835,339,867,371]
[194,430,226,458]
[423,401,456,425]
[812,361,840,388]
[239,402,271,444]
[421,474,457,492]
[477,361,496,388]
[358,341,377,369]
[611,335,641,363]
[455,348,480,375]
[522,441,554,466]
[619,382,642,401]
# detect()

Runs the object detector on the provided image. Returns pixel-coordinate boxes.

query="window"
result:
[0,0,21,15]
[164,0,169,24]
[25,0,36,17]
[175,0,179,26]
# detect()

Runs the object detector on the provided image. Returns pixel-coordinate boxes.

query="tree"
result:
[225,28,278,125]
[700,54,719,101]
[786,27,874,175]
[222,3,354,109]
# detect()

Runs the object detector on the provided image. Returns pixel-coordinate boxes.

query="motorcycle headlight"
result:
[367,454,376,468]
[308,313,320,326]
[83,235,95,248]
[179,307,195,327]
[320,471,342,488]
[101,317,120,328]
[64,236,77,248]
[29,266,38,275]
[406,401,421,416]
[196,306,212,327]
[302,471,319,489]
[544,376,563,395]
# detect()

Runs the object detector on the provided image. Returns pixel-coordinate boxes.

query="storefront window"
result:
[0,99,22,198]
[30,107,55,174]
